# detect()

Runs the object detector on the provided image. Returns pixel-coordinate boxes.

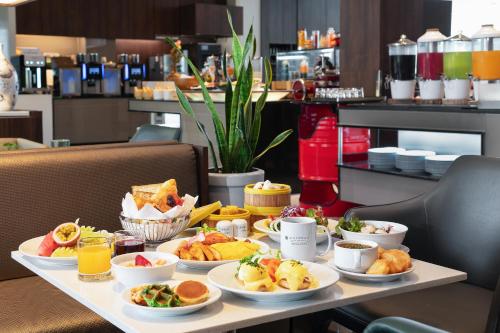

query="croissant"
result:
[366,249,411,275]
[366,259,391,275]
[380,249,411,274]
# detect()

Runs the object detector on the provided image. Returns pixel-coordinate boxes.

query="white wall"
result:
[0,7,16,56]
[218,0,261,57]
[16,34,86,56]
[451,0,500,36]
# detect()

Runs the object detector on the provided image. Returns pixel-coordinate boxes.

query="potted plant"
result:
[166,12,292,207]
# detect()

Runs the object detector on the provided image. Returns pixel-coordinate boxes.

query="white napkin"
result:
[121,193,198,220]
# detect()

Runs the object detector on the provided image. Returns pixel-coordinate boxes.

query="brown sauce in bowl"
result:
[337,243,372,249]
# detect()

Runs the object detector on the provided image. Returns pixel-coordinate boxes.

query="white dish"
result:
[111,252,179,287]
[340,220,408,249]
[396,150,435,157]
[328,260,415,282]
[207,261,339,302]
[18,236,77,265]
[156,237,270,270]
[121,280,222,317]
[368,147,406,154]
[253,218,333,244]
[425,155,459,162]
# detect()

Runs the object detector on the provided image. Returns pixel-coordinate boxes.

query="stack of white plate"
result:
[425,155,460,176]
[368,147,406,169]
[395,150,436,173]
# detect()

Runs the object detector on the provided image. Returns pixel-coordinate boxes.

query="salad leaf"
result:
[335,216,365,237]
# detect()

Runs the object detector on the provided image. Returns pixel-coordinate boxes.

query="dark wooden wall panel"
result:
[340,0,451,96]
[340,0,381,95]
[0,112,43,143]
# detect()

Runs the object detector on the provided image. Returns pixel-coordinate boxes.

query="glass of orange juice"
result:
[77,236,113,281]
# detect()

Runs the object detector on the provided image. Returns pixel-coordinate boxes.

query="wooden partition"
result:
[340,0,452,96]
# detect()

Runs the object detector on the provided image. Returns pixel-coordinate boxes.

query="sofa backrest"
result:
[423,155,500,289]
[1,141,207,281]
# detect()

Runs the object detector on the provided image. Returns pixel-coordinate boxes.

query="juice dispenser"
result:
[417,28,446,100]
[388,35,417,100]
[472,24,500,106]
[443,33,472,101]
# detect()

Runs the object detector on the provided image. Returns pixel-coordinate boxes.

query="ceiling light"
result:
[0,0,34,6]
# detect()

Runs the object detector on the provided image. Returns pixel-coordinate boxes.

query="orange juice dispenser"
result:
[443,33,472,101]
[388,35,417,100]
[472,24,500,107]
[417,29,446,101]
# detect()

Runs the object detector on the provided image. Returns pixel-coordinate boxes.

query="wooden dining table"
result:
[11,232,466,333]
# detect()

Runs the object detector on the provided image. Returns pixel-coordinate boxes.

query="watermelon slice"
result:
[38,231,59,257]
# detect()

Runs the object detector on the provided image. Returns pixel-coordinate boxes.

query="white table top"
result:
[11,234,466,333]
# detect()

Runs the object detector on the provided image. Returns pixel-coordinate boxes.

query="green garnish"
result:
[335,216,365,237]
[3,142,18,150]
[141,284,181,308]
[196,223,217,234]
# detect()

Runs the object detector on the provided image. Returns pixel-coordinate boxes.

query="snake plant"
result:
[166,12,293,173]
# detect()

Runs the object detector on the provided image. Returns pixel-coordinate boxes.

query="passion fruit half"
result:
[52,222,81,247]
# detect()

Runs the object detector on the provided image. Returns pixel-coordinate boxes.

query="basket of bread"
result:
[120,179,197,243]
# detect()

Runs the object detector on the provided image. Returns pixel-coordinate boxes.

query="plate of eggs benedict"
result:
[207,254,339,302]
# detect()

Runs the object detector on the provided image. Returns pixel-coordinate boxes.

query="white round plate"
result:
[121,280,222,316]
[208,261,339,302]
[18,236,77,265]
[368,147,406,154]
[328,260,415,282]
[253,218,332,244]
[156,237,270,270]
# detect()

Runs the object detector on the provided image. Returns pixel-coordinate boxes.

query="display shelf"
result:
[339,160,440,182]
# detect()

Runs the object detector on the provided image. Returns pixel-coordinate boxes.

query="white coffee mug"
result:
[334,240,378,273]
[280,217,332,262]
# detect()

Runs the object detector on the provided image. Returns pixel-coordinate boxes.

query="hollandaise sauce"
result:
[237,262,274,292]
[276,260,317,291]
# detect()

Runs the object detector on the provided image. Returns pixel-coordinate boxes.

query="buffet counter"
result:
[338,103,500,206]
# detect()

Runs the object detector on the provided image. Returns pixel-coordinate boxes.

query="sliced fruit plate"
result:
[18,220,109,265]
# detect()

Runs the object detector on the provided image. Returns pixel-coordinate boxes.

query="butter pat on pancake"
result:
[210,241,260,260]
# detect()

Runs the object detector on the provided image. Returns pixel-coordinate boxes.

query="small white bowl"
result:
[111,252,179,286]
[340,220,408,249]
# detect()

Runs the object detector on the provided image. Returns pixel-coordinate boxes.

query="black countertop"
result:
[340,102,500,114]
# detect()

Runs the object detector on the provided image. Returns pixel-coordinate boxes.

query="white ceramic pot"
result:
[0,43,18,111]
[208,168,264,207]
[390,80,416,99]
[444,79,470,100]
[419,79,444,100]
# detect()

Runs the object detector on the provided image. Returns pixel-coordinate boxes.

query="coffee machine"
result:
[52,56,81,97]
[11,48,47,93]
[102,64,121,96]
[123,54,145,96]
[82,53,104,96]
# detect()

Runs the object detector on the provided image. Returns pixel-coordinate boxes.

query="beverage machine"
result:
[443,33,472,102]
[472,24,500,107]
[417,29,446,101]
[11,48,47,93]
[388,34,417,100]
[124,54,146,96]
[82,53,104,96]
